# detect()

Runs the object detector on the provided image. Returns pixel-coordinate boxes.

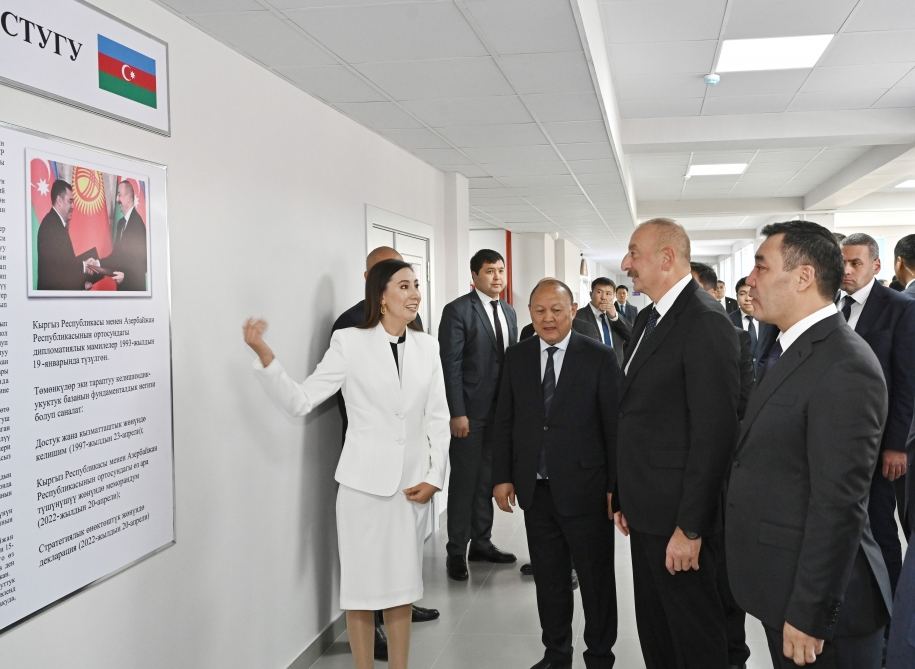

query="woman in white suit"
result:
[243,259,450,669]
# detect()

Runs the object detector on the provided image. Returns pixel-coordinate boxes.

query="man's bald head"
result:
[529,278,577,344]
[528,277,575,306]
[365,246,402,276]
[621,217,692,302]
[641,218,691,264]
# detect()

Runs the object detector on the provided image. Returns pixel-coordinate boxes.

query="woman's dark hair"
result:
[359,258,423,331]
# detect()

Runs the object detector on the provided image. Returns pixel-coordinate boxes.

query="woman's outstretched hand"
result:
[243,318,275,368]
[403,482,439,504]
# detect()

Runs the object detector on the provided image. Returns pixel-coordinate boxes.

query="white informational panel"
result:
[0,1,170,135]
[0,122,174,633]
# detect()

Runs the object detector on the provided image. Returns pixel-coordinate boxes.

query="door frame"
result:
[365,204,436,335]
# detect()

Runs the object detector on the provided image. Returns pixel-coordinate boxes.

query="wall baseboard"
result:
[287,613,347,669]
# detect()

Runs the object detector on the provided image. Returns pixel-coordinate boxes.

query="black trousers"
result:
[629,528,728,669]
[867,471,909,593]
[525,481,617,668]
[707,531,750,666]
[446,419,495,557]
[764,624,885,669]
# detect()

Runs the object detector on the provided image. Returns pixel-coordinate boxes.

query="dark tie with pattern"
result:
[841,295,855,322]
[538,346,558,479]
[600,313,614,348]
[643,306,660,340]
[490,300,505,360]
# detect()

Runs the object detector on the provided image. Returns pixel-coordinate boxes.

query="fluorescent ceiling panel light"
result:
[895,179,915,189]
[686,163,748,177]
[716,35,833,73]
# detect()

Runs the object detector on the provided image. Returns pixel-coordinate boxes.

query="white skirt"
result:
[335,483,429,610]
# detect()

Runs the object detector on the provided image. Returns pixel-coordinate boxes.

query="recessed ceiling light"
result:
[895,179,915,189]
[716,35,834,73]
[686,163,748,177]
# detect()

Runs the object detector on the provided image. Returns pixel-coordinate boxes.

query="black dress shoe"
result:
[446,554,468,581]
[529,657,572,669]
[373,619,388,661]
[411,604,440,622]
[467,544,517,563]
[520,562,534,576]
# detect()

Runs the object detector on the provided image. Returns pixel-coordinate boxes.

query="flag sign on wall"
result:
[0,1,170,135]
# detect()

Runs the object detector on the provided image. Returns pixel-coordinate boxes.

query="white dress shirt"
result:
[838,278,875,331]
[589,303,618,346]
[738,310,753,332]
[475,288,509,350]
[624,273,692,375]
[776,303,839,354]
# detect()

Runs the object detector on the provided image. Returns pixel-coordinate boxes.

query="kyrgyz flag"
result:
[97,35,157,109]
[30,158,57,290]
[68,167,112,259]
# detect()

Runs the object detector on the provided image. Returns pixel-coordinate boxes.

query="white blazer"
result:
[254,324,451,497]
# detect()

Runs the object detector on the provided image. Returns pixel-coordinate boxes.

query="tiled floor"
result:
[311,507,772,668]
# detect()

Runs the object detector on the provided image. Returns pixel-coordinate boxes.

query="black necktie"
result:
[490,300,505,359]
[760,338,783,380]
[115,217,126,243]
[746,315,758,352]
[643,306,660,340]
[539,346,558,478]
[841,295,855,322]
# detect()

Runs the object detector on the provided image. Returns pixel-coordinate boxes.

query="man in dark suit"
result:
[492,278,619,669]
[727,220,891,669]
[104,180,148,291]
[615,284,638,325]
[887,542,915,668]
[689,261,753,669]
[615,219,739,669]
[574,277,632,368]
[838,233,915,593]
[894,233,915,297]
[36,179,101,290]
[331,246,438,660]
[717,280,739,314]
[439,249,519,581]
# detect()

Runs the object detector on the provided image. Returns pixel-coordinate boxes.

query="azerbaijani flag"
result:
[30,158,57,290]
[97,35,157,109]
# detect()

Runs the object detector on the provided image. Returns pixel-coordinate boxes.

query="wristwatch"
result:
[683,529,700,540]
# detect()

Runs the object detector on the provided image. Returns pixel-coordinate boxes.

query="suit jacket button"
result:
[733,460,740,468]
[543,426,549,431]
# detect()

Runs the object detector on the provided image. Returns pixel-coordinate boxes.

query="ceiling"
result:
[155,0,915,265]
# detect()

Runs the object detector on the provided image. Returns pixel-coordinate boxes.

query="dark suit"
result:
[887,544,915,669]
[721,296,738,314]
[849,279,915,591]
[616,301,638,326]
[727,314,891,668]
[618,279,739,669]
[104,208,147,291]
[36,209,97,290]
[492,332,619,668]
[439,290,518,558]
[574,304,632,368]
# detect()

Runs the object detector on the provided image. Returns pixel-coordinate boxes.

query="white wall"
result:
[510,233,556,328]
[0,2,449,667]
